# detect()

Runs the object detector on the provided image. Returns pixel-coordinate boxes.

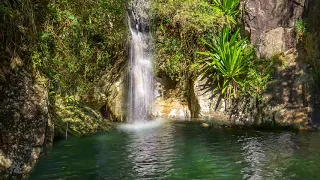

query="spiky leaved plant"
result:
[198,27,255,100]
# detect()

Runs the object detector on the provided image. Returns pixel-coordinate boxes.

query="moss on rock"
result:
[52,95,112,138]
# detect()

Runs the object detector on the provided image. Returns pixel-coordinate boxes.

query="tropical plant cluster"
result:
[153,0,273,104]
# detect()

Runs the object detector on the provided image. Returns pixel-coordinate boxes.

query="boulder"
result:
[105,73,127,122]
[82,63,127,122]
[244,0,305,57]
[94,65,127,122]
[52,95,111,138]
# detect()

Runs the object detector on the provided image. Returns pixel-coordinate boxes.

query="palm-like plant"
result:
[198,27,255,100]
[212,0,240,24]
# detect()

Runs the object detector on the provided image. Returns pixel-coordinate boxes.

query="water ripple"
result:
[30,122,320,180]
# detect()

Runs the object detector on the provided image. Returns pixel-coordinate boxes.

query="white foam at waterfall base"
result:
[119,119,165,132]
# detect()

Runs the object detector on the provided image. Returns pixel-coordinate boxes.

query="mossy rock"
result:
[52,96,112,138]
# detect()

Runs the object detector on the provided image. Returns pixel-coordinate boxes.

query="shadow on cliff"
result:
[301,0,320,125]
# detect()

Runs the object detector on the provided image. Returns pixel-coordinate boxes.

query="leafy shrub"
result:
[156,35,184,81]
[198,27,255,99]
[198,27,273,101]
[152,0,226,34]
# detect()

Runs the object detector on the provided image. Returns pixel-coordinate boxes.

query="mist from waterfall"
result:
[128,0,154,123]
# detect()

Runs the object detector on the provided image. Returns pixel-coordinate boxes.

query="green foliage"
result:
[1,0,127,98]
[296,18,306,42]
[212,0,240,24]
[198,27,273,101]
[198,27,255,99]
[156,36,184,81]
[53,95,112,137]
[242,58,276,99]
[31,0,127,96]
[152,0,226,34]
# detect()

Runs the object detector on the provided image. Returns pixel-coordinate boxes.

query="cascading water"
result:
[128,0,154,123]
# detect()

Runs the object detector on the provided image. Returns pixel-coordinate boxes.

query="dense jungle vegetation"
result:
[1,0,318,133]
[1,0,127,98]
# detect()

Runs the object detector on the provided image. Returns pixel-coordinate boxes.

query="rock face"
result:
[193,76,226,118]
[244,0,305,57]
[105,72,127,122]
[128,0,152,33]
[80,61,128,122]
[91,65,127,122]
[264,51,312,127]
[151,98,191,120]
[0,70,53,179]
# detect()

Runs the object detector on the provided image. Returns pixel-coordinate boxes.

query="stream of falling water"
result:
[128,0,154,123]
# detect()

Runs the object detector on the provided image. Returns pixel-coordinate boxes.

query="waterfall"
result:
[128,0,154,123]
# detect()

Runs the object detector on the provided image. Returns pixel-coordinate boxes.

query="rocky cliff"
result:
[244,0,305,58]
[0,67,53,179]
[191,0,320,128]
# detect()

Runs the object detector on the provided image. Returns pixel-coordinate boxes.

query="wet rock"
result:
[105,73,127,122]
[83,64,127,122]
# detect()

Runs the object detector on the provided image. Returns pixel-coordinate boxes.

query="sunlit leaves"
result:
[198,27,255,99]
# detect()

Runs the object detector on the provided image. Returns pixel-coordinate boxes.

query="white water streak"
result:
[128,3,154,123]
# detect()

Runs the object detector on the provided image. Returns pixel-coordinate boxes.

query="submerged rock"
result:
[201,123,209,127]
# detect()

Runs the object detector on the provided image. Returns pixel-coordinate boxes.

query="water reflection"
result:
[29,123,320,180]
[240,132,296,179]
[241,136,266,180]
[126,124,175,179]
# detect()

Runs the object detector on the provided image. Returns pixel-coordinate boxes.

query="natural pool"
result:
[30,121,320,179]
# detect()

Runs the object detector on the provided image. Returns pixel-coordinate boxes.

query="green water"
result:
[30,121,320,179]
